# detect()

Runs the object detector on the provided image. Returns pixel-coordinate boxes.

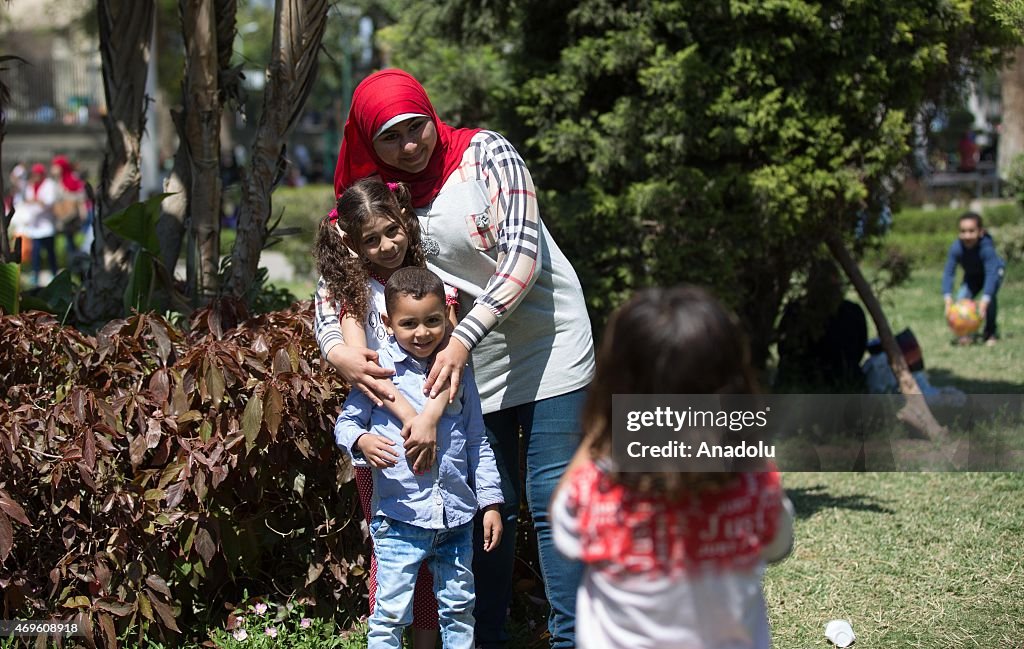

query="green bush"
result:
[268,185,335,279]
[979,202,1024,227]
[867,203,1024,267]
[1003,152,1024,207]
[219,185,333,282]
[0,305,366,647]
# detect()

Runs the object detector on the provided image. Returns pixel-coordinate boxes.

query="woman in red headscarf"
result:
[314,69,595,649]
[50,155,86,253]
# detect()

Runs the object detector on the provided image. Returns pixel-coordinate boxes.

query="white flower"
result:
[254,603,268,615]
[265,626,278,638]
[300,618,312,629]
[232,628,248,641]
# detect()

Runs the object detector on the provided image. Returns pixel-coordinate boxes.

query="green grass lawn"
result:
[767,472,1024,647]
[871,261,1023,394]
[764,244,1023,646]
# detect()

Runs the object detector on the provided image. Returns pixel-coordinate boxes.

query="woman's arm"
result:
[426,133,544,398]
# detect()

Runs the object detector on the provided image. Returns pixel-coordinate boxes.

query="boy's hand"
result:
[481,506,503,552]
[354,434,400,469]
[979,299,989,319]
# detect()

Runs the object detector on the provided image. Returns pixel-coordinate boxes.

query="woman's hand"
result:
[354,434,400,469]
[424,337,471,403]
[327,344,396,406]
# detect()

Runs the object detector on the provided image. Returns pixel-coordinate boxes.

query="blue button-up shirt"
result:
[335,338,503,529]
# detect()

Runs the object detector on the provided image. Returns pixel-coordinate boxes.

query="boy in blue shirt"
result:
[335,267,503,649]
[942,212,1006,345]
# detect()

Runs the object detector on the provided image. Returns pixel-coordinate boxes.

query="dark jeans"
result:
[959,268,1005,339]
[473,387,587,649]
[30,236,58,286]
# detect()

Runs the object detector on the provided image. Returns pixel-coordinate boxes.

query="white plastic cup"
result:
[824,619,856,647]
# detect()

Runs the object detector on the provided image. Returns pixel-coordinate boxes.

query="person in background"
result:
[16,163,59,286]
[775,259,868,392]
[942,211,1005,345]
[6,163,30,263]
[957,130,979,173]
[50,155,86,253]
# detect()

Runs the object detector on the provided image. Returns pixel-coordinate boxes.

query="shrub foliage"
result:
[0,304,366,647]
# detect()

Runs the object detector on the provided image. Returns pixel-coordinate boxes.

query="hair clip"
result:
[327,208,339,223]
[386,182,399,192]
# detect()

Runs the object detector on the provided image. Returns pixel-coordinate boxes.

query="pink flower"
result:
[300,618,312,629]
[232,628,248,641]
[264,626,278,638]
[254,603,268,615]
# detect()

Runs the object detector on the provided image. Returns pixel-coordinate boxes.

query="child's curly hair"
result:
[313,178,425,321]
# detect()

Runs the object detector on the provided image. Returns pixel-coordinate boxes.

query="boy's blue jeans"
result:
[473,388,587,649]
[958,268,1005,339]
[367,517,475,649]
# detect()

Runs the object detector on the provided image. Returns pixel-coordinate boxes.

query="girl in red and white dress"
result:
[550,286,794,649]
[313,178,459,648]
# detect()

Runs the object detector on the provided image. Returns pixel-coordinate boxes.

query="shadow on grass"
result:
[926,368,1024,395]
[787,484,896,520]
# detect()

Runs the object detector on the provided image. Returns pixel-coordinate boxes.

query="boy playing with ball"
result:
[942,212,1006,345]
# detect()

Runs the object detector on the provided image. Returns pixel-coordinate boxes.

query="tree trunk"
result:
[0,68,11,264]
[157,0,238,296]
[998,46,1024,180]
[226,0,328,298]
[76,0,155,323]
[826,232,947,441]
[181,0,223,301]
[157,107,190,277]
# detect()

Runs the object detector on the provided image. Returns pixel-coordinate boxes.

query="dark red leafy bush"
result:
[0,302,366,648]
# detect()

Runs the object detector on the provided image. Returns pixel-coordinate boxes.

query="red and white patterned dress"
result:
[551,461,794,649]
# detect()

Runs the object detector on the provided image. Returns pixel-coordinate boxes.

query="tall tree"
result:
[384,1,1018,436]
[176,0,238,302]
[76,0,156,323]
[225,0,329,298]
[995,1,1024,178]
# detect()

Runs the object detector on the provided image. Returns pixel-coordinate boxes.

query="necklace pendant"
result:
[421,236,441,258]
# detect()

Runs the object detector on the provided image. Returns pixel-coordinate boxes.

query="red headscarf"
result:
[334,69,480,207]
[30,163,47,194]
[52,155,85,192]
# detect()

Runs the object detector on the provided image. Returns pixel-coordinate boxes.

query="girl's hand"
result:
[481,506,503,552]
[327,345,396,406]
[402,415,437,474]
[354,434,400,469]
[424,337,471,403]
